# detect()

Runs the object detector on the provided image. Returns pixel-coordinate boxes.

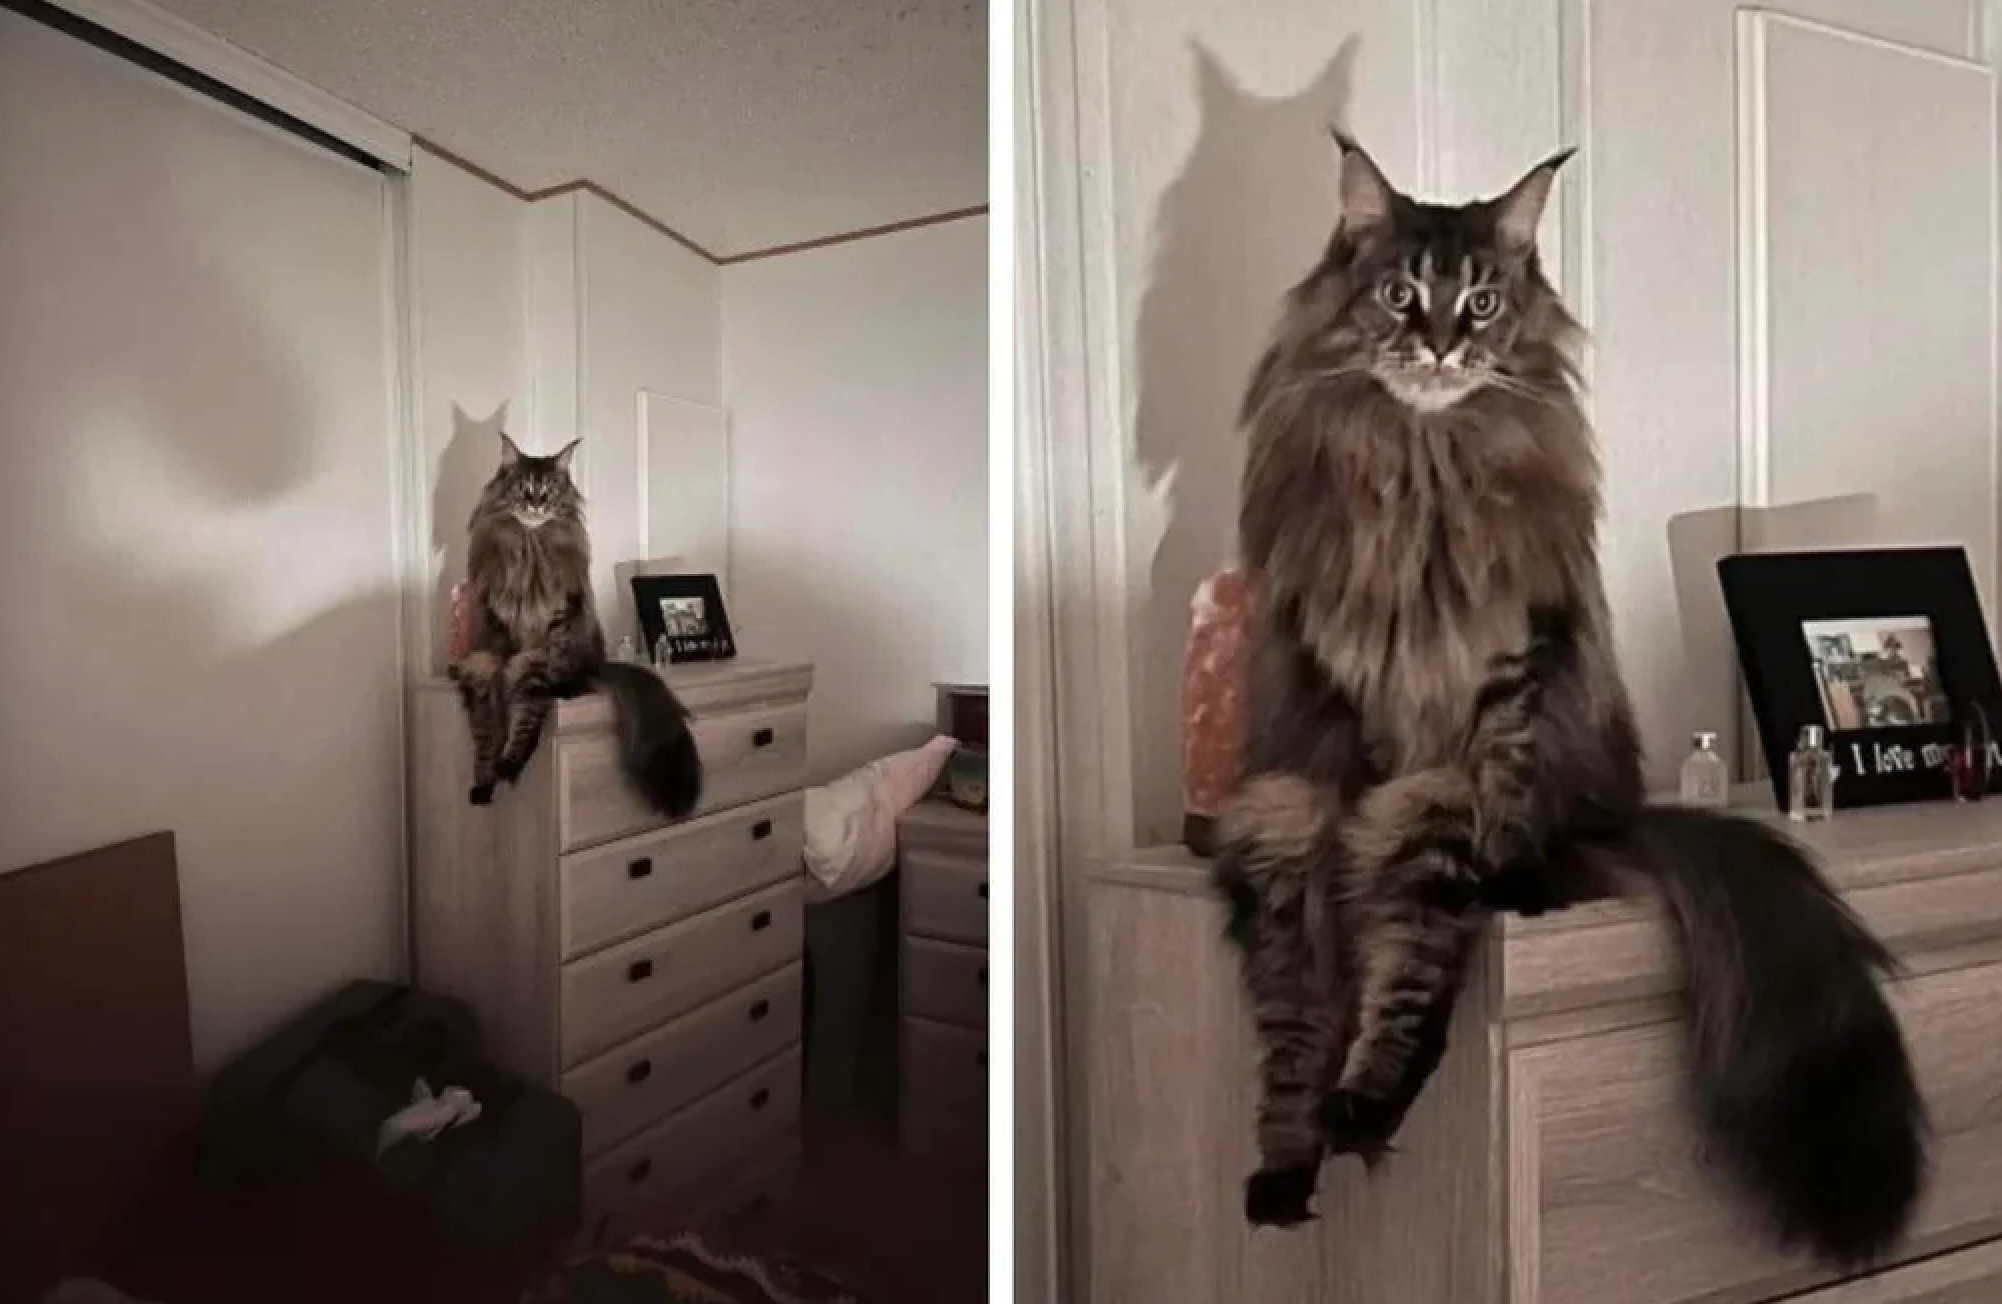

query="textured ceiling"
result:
[150,0,987,257]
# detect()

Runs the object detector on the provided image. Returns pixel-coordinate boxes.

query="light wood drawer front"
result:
[1789,1238,2002,1302]
[1512,961,2002,1304]
[583,1049,801,1226]
[561,879,804,1068]
[565,963,803,1157]
[557,702,809,851]
[905,937,988,1027]
[903,1015,986,1106]
[904,849,987,945]
[1502,862,2002,1022]
[559,794,803,960]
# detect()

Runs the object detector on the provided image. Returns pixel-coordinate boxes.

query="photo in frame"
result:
[631,572,737,664]
[1717,547,2002,809]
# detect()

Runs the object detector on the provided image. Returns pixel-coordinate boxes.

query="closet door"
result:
[1540,1,1995,782]
[0,10,404,1068]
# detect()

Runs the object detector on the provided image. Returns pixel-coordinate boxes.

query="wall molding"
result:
[413,137,985,267]
[36,0,410,169]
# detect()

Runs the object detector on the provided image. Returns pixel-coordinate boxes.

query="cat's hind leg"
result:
[495,650,556,784]
[1215,772,1355,1227]
[452,651,506,804]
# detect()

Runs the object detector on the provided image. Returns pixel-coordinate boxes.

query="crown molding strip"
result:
[720,205,991,264]
[30,0,410,170]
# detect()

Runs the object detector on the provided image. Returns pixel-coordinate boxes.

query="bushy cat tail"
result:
[1619,804,1926,1268]
[595,660,703,818]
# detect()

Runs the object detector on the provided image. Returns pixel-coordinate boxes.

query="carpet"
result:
[527,1233,862,1304]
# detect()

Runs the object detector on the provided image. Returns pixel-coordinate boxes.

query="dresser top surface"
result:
[418,656,810,695]
[1096,798,2002,918]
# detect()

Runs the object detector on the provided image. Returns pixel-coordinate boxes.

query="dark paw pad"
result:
[468,783,494,806]
[1244,1164,1318,1227]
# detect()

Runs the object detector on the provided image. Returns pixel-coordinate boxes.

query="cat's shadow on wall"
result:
[430,402,511,670]
[1125,38,1357,838]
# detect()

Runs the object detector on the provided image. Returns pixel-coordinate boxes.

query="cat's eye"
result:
[1378,279,1417,312]
[1465,287,1503,322]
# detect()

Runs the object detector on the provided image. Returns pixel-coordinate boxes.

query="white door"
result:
[1547,0,1995,783]
[0,10,407,1069]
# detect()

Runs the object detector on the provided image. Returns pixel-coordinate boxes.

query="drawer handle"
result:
[751,910,772,932]
[752,727,775,748]
[626,1059,652,1086]
[627,1158,652,1185]
[750,1088,771,1110]
[978,967,987,988]
[628,959,654,983]
[750,999,771,1022]
[627,857,653,881]
[977,881,987,901]
[751,819,773,841]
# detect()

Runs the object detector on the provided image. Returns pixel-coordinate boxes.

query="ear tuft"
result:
[1494,146,1575,251]
[553,438,581,474]
[498,432,522,468]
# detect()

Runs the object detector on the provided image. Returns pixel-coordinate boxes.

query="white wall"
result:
[723,218,990,781]
[410,145,529,676]
[520,192,723,646]
[0,9,405,1070]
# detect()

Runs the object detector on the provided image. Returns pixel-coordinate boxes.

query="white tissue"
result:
[376,1076,482,1155]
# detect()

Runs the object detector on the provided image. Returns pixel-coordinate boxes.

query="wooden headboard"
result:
[0,833,194,1304]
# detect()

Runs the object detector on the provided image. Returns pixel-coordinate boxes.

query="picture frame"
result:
[1717,546,2002,809]
[631,572,737,664]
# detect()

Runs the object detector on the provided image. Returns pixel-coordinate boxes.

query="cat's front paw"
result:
[1319,1089,1398,1170]
[468,783,494,806]
[1476,864,1563,916]
[493,757,523,784]
[1244,1164,1319,1227]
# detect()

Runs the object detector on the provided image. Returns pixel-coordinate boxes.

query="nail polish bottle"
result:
[1787,724,1837,822]
[1678,731,1729,808]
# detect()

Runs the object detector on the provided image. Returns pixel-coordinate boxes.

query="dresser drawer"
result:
[902,1015,986,1106]
[583,1048,801,1227]
[561,878,804,1067]
[565,962,804,1157]
[1509,960,2002,1304]
[1789,1237,2002,1302]
[903,848,987,945]
[558,793,803,960]
[905,937,987,1027]
[557,702,809,851]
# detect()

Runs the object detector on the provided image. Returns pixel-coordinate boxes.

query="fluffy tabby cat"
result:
[453,433,702,816]
[1214,134,1925,1267]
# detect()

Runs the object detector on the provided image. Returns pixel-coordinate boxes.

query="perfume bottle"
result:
[1787,724,1837,822]
[651,635,672,671]
[612,634,638,664]
[1679,731,1729,808]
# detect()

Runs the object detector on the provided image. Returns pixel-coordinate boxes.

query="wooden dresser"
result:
[898,799,989,1168]
[1085,801,2002,1303]
[410,658,812,1236]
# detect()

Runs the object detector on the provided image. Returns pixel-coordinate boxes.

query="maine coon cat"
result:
[453,433,702,816]
[1213,134,1925,1267]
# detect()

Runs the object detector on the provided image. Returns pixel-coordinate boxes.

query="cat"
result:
[452,432,702,817]
[1213,133,1926,1269]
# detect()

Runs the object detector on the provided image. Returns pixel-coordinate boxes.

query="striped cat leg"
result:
[452,651,506,804]
[1216,772,1353,1226]
[495,650,555,783]
[1320,880,1481,1163]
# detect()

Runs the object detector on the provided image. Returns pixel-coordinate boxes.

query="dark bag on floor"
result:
[198,979,581,1251]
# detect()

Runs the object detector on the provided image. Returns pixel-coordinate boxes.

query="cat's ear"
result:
[553,438,581,474]
[498,432,522,468]
[1331,130,1396,239]
[1493,147,1574,252]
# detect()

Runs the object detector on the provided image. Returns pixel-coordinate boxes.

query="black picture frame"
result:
[631,572,737,664]
[1717,546,2002,810]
